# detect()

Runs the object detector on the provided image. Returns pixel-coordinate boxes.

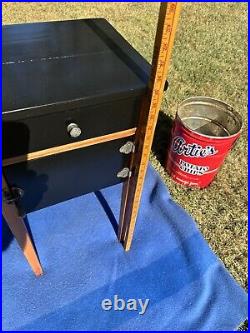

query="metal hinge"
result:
[2,187,25,217]
[119,141,135,154]
[117,167,132,179]
[2,187,24,205]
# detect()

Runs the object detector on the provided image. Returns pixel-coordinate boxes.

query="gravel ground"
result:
[2,2,248,330]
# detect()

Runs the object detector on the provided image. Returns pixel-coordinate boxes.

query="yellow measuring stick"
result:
[118,2,182,250]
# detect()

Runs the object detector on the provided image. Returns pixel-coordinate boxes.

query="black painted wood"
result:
[2,19,150,214]
[3,137,133,214]
[2,97,140,159]
[3,19,150,116]
[2,19,150,159]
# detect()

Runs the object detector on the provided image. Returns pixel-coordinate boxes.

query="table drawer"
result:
[3,137,133,214]
[3,95,141,159]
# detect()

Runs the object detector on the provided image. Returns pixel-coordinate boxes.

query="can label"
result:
[166,119,240,188]
[172,135,217,177]
[172,136,218,158]
[179,159,209,175]
[165,97,242,188]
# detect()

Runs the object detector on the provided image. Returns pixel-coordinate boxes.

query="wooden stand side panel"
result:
[2,174,43,276]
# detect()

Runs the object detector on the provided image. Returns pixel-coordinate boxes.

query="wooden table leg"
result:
[2,174,43,276]
[118,132,148,251]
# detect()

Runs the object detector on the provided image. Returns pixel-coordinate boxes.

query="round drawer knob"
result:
[67,123,82,138]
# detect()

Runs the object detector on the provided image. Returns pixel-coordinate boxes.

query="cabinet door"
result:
[3,137,133,214]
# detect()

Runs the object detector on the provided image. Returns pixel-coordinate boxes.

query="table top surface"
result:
[3,19,150,115]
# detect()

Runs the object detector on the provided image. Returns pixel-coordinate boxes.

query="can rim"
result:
[176,96,243,140]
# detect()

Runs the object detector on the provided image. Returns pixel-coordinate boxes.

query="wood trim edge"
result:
[3,128,136,166]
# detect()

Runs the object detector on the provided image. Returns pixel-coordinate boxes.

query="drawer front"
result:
[3,137,133,214]
[3,96,141,159]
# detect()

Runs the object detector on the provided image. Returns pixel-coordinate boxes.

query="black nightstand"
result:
[2,19,150,275]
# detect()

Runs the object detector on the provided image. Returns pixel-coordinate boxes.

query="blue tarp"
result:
[2,165,247,331]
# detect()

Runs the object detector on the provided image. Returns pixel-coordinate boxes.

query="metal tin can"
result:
[165,96,242,188]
